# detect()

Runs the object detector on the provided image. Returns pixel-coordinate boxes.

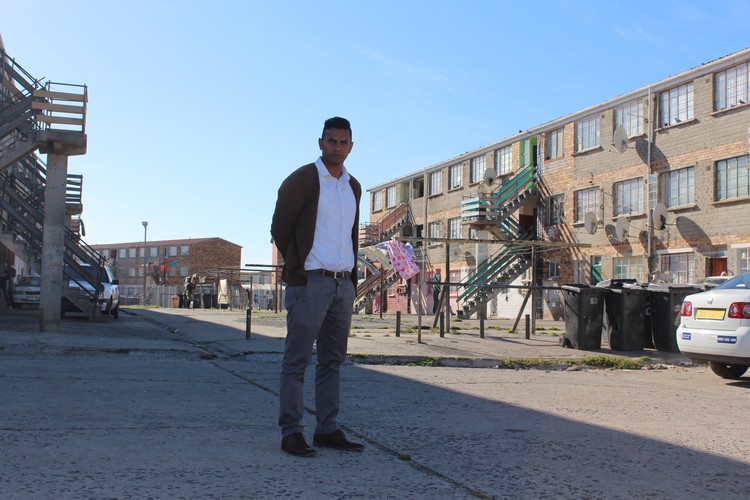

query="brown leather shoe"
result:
[313,429,365,451]
[281,432,317,457]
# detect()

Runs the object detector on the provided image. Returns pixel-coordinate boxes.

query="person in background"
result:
[271,116,364,457]
[0,262,13,309]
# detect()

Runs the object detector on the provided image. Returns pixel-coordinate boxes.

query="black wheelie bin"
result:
[561,285,609,350]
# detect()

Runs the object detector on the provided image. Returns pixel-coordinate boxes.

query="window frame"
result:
[546,128,564,159]
[715,62,749,111]
[613,177,644,216]
[429,171,443,196]
[575,115,600,152]
[715,154,750,201]
[449,164,462,190]
[470,156,486,184]
[574,187,600,223]
[659,82,694,127]
[660,166,695,208]
[495,145,512,175]
[372,191,383,212]
[386,186,396,208]
[614,100,644,138]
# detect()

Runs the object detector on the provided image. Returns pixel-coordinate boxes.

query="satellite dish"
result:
[483,168,496,186]
[584,212,598,235]
[613,126,629,153]
[615,217,630,240]
[652,202,668,230]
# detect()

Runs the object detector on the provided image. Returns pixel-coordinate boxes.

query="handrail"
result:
[377,202,409,235]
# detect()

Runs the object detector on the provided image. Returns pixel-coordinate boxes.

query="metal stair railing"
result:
[458,245,532,304]
[354,268,400,313]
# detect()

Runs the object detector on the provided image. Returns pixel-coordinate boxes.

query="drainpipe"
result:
[646,87,654,278]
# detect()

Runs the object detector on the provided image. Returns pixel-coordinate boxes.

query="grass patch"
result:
[405,357,443,367]
[573,355,642,370]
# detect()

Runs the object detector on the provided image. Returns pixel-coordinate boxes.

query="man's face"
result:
[319,128,353,169]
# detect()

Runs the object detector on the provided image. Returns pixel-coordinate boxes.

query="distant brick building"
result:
[90,237,241,295]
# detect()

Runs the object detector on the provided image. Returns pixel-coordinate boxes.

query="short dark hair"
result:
[322,116,352,140]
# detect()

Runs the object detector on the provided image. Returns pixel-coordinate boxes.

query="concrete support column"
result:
[40,152,68,323]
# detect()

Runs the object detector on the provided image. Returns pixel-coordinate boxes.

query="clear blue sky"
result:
[3,1,749,265]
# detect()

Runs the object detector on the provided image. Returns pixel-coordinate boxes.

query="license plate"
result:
[696,309,725,320]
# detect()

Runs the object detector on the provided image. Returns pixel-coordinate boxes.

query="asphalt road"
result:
[1,307,749,499]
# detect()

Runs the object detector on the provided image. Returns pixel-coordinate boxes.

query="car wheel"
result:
[112,304,119,319]
[104,297,112,315]
[709,361,748,379]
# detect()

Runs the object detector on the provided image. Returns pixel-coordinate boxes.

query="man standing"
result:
[271,117,364,457]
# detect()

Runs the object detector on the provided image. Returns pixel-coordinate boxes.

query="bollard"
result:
[245,306,252,340]
[525,314,530,340]
[439,312,445,337]
[480,309,485,339]
[39,307,45,333]
[396,311,401,337]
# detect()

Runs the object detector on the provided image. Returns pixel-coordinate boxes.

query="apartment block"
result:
[365,47,750,320]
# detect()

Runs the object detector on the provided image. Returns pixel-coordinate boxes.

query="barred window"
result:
[715,155,750,201]
[470,156,486,183]
[614,178,644,216]
[180,245,190,257]
[449,164,462,189]
[614,100,644,138]
[429,171,443,196]
[575,115,600,152]
[660,82,694,127]
[739,248,750,274]
[661,166,694,207]
[428,221,442,238]
[495,146,512,175]
[715,62,749,111]
[574,187,600,222]
[546,128,564,159]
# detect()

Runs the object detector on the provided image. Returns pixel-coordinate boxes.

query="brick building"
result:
[365,47,750,320]
[90,237,241,297]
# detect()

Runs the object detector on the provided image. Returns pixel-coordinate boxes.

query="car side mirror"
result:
[112,279,119,285]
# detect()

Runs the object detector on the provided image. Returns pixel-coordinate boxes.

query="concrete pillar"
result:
[40,152,68,323]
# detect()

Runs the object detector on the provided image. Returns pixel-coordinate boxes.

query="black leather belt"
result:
[308,269,351,280]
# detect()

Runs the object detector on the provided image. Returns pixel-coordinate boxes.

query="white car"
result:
[63,264,120,318]
[677,272,750,379]
[13,276,41,308]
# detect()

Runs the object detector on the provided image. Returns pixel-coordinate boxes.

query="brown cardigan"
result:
[271,163,361,287]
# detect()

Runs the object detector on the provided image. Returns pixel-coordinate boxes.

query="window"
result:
[715,62,749,111]
[661,166,694,208]
[118,248,127,259]
[180,266,189,277]
[386,186,396,208]
[574,187,600,222]
[614,100,644,138]
[149,247,158,258]
[575,115,600,152]
[470,156,485,184]
[128,248,136,258]
[128,267,136,278]
[372,191,382,211]
[168,246,178,257]
[100,249,110,259]
[547,194,564,225]
[659,253,694,284]
[428,221,442,238]
[548,262,560,279]
[449,164,462,189]
[715,155,750,201]
[739,248,750,274]
[448,217,461,239]
[546,128,564,159]
[139,247,145,258]
[614,256,645,281]
[495,146,512,175]
[180,245,190,257]
[168,266,176,277]
[429,170,443,196]
[660,82,694,127]
[614,178,644,216]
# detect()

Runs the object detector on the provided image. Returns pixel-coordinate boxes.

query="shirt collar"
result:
[315,157,350,182]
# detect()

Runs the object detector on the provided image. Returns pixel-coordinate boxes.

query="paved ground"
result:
[1,306,749,499]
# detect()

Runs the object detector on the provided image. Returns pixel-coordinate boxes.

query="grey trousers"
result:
[279,273,355,437]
